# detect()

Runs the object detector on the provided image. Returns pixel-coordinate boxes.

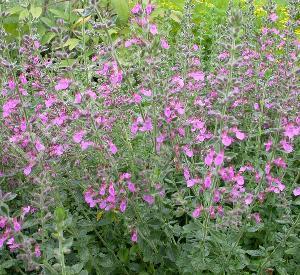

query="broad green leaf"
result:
[41,32,56,45]
[64,38,80,50]
[30,6,42,19]
[110,0,129,24]
[8,6,25,15]
[19,9,30,21]
[40,17,55,27]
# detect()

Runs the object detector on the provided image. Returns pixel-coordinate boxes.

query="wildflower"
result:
[13,218,21,232]
[214,150,224,166]
[161,39,170,49]
[264,140,272,152]
[54,78,71,91]
[131,229,138,243]
[143,194,155,205]
[34,244,41,257]
[149,24,158,35]
[293,187,300,196]
[73,131,86,144]
[204,149,215,166]
[192,205,203,218]
[269,13,278,22]
[2,99,20,118]
[131,3,142,14]
[120,200,127,212]
[221,132,233,147]
[280,140,293,153]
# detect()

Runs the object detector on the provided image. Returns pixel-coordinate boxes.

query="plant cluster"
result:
[0,0,299,274]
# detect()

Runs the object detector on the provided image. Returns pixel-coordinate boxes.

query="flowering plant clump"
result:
[0,0,299,274]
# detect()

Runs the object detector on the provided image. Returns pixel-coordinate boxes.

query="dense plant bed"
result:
[0,0,299,274]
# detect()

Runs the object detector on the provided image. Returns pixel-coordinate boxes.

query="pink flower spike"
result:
[183,146,193,158]
[293,187,300,196]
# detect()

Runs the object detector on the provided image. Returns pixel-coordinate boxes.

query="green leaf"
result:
[19,9,30,21]
[40,17,55,27]
[8,6,25,15]
[41,32,56,45]
[64,38,80,50]
[30,6,42,19]
[54,207,66,222]
[110,0,129,24]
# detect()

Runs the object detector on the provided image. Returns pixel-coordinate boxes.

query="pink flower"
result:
[120,200,127,212]
[55,78,71,91]
[3,99,20,118]
[35,140,45,152]
[204,149,215,166]
[73,131,86,143]
[131,229,138,243]
[187,178,200,188]
[204,175,212,189]
[161,39,170,49]
[192,205,203,218]
[140,88,152,97]
[143,194,155,205]
[235,131,246,140]
[245,194,253,205]
[131,4,142,14]
[108,142,118,155]
[183,145,193,158]
[264,140,272,152]
[293,187,300,196]
[252,213,261,224]
[269,13,278,22]
[0,217,7,228]
[149,24,158,35]
[74,93,82,104]
[214,151,224,166]
[221,132,233,147]
[84,188,97,207]
[127,182,136,193]
[280,140,293,153]
[188,71,205,82]
[34,244,41,257]
[13,218,21,232]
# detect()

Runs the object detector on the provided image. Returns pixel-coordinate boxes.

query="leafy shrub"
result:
[0,0,299,274]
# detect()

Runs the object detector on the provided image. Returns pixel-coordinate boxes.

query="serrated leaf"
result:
[30,6,42,19]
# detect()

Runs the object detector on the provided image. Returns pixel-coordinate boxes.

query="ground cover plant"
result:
[0,0,299,274]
